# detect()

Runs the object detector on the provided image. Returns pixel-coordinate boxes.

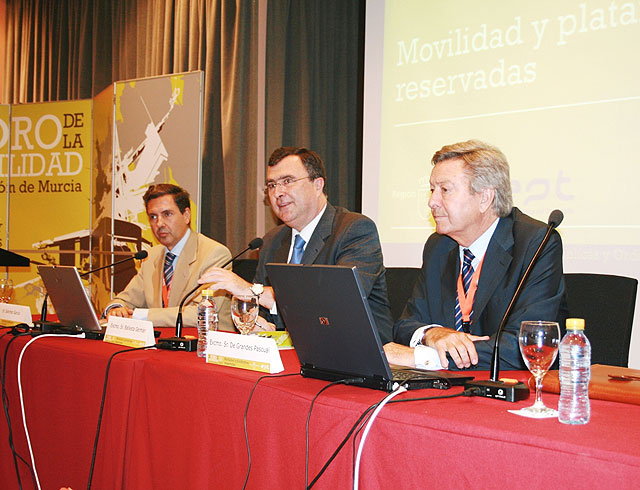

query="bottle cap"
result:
[201,289,213,297]
[566,318,585,330]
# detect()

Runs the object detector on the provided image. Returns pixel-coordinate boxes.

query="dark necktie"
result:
[455,249,475,332]
[164,251,176,287]
[461,249,475,295]
[289,234,306,264]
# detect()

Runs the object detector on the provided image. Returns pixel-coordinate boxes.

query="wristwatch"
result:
[250,283,264,297]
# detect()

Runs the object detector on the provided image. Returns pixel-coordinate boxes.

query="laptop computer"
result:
[265,263,473,392]
[38,265,103,333]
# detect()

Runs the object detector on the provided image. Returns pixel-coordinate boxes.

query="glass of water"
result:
[518,320,560,417]
[231,295,259,335]
[0,278,14,303]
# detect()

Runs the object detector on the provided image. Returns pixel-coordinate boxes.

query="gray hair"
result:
[432,139,513,217]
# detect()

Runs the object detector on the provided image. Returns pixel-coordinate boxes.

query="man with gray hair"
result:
[386,140,566,371]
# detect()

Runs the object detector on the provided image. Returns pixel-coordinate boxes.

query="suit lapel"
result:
[152,251,163,307]
[302,204,335,264]
[441,246,459,326]
[473,216,514,318]
[273,228,291,264]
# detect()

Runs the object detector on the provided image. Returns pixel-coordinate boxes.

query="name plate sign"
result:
[104,317,155,347]
[257,330,294,350]
[0,304,33,326]
[206,331,284,374]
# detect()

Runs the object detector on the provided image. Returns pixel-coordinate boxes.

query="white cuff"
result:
[132,308,149,321]
[270,302,278,316]
[414,344,444,370]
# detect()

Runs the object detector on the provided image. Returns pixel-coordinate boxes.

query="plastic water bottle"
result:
[197,289,218,358]
[558,318,591,424]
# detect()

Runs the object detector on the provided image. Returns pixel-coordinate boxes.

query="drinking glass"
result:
[518,320,560,417]
[231,295,259,335]
[0,278,14,303]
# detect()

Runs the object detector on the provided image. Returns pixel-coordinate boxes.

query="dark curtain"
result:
[266,0,364,217]
[2,0,364,249]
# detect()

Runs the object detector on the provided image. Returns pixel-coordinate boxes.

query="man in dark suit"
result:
[385,140,565,370]
[199,147,393,344]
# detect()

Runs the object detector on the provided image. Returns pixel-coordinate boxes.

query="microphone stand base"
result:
[85,330,106,340]
[157,336,198,352]
[464,379,529,402]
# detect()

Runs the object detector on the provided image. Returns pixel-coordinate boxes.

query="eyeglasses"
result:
[263,176,311,194]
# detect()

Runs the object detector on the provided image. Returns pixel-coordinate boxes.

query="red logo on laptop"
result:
[318,317,330,326]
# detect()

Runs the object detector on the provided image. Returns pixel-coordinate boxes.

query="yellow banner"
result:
[4,100,93,314]
[0,105,9,249]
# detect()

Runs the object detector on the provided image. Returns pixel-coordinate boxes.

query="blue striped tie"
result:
[289,234,306,264]
[461,249,475,294]
[455,249,475,332]
[164,251,176,286]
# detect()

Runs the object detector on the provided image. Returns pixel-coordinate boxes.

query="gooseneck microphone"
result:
[39,250,149,322]
[465,210,564,402]
[162,237,263,350]
[80,250,148,278]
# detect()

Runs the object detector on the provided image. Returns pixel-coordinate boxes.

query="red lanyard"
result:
[162,276,172,307]
[456,255,485,322]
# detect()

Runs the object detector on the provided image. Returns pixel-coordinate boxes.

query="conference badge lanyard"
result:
[162,277,172,308]
[456,255,485,332]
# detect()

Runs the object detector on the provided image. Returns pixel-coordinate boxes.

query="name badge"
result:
[104,317,155,347]
[206,331,284,373]
[0,303,33,326]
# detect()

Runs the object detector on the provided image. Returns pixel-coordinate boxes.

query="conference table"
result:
[1,328,639,490]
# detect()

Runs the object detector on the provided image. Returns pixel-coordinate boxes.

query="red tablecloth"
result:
[1,329,639,489]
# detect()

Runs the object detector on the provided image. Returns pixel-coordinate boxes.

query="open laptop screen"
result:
[265,263,394,382]
[38,265,102,332]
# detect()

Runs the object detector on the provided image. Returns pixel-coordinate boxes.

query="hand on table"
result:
[106,307,134,319]
[422,327,489,369]
[250,315,276,333]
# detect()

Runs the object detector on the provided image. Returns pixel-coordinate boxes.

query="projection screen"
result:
[363,0,640,365]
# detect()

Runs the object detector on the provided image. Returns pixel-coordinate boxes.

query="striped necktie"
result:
[455,249,475,332]
[164,251,176,287]
[289,234,306,264]
[461,249,475,295]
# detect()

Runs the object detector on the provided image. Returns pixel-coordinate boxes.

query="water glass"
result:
[518,320,560,417]
[0,278,14,303]
[231,295,259,335]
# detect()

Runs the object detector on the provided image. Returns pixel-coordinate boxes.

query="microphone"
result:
[548,209,563,228]
[220,237,263,270]
[80,250,148,277]
[160,237,263,351]
[40,250,149,322]
[465,210,564,402]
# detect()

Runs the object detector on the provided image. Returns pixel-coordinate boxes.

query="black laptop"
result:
[265,263,473,392]
[38,265,103,333]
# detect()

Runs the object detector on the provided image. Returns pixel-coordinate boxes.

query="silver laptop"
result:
[265,263,473,392]
[38,265,103,332]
